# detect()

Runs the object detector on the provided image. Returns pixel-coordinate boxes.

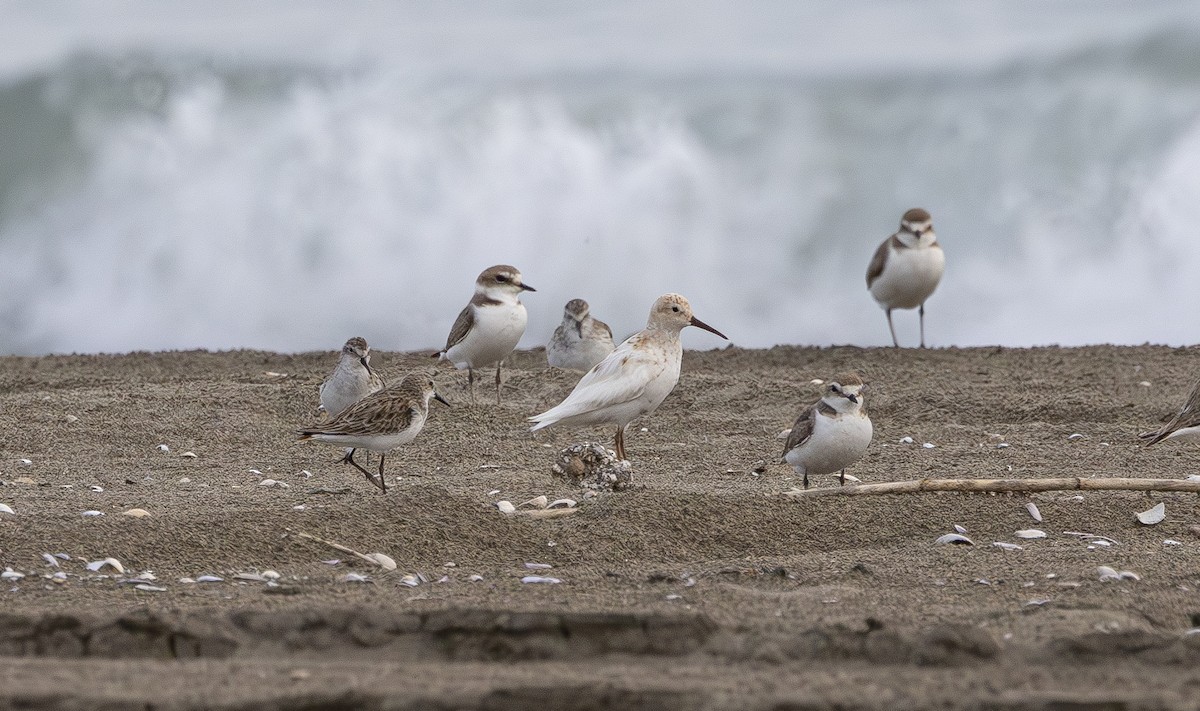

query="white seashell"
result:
[1025,599,1051,607]
[157,444,170,453]
[90,485,104,493]
[178,577,196,584]
[82,510,104,517]
[841,473,861,484]
[234,573,267,582]
[993,542,1024,551]
[2,568,26,581]
[1026,502,1042,522]
[42,553,59,567]
[1090,539,1112,547]
[0,503,14,514]
[1136,502,1166,525]
[264,371,289,378]
[262,570,281,580]
[923,442,936,449]
[342,573,370,583]
[1015,529,1047,539]
[54,553,70,560]
[249,469,262,475]
[810,379,824,386]
[399,574,420,587]
[495,500,516,514]
[995,442,1010,449]
[321,559,341,566]
[1067,433,1084,440]
[1119,570,1141,581]
[259,479,289,488]
[1097,566,1120,581]
[468,574,484,582]
[365,553,397,571]
[521,576,562,584]
[180,451,197,458]
[65,415,78,423]
[134,584,167,592]
[487,489,501,496]
[935,533,974,545]
[547,498,577,509]
[86,558,124,574]
[121,508,151,518]
[19,458,32,466]
[443,562,457,568]
[519,495,548,509]
[179,477,191,484]
[196,575,223,583]
[1164,539,1183,546]
[899,436,914,444]
[134,571,157,581]
[524,562,553,570]
[953,524,968,534]
[1138,381,1151,387]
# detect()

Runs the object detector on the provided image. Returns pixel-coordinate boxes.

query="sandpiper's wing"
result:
[1142,378,1200,445]
[865,236,893,288]
[781,401,820,458]
[529,333,666,428]
[592,317,614,341]
[299,388,415,439]
[440,304,475,354]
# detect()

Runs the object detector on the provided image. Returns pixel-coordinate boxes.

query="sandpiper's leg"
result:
[803,471,810,490]
[375,453,388,494]
[919,303,927,348]
[495,362,503,405]
[839,469,846,486]
[467,367,476,405]
[343,449,375,482]
[886,308,899,348]
[614,426,626,462]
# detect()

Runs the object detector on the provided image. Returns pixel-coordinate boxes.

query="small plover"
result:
[435,265,535,404]
[547,298,615,372]
[530,293,727,461]
[318,336,385,418]
[1140,378,1200,446]
[298,374,449,493]
[866,208,945,347]
[781,373,873,489]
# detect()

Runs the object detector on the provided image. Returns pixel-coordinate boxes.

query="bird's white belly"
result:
[447,303,527,369]
[320,371,373,417]
[1164,425,1200,443]
[785,416,873,476]
[870,247,945,310]
[549,333,613,371]
[315,412,426,452]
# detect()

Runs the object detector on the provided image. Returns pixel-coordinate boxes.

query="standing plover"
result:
[530,293,727,461]
[547,299,615,372]
[1140,378,1200,446]
[298,374,449,493]
[866,208,945,348]
[781,373,873,489]
[319,336,385,418]
[435,265,535,405]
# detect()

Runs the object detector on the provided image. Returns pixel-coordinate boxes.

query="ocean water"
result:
[2,0,1200,355]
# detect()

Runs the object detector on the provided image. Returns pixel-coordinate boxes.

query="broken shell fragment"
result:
[935,533,974,546]
[364,553,397,571]
[1026,503,1042,522]
[121,508,151,518]
[1136,502,1166,526]
[519,495,549,509]
[992,542,1024,551]
[399,574,420,587]
[81,510,104,517]
[86,558,124,574]
[134,584,167,592]
[2,568,26,581]
[495,500,516,514]
[524,562,553,570]
[1015,529,1047,539]
[953,524,968,534]
[196,575,224,583]
[180,451,197,458]
[521,576,562,584]
[1097,566,1120,581]
[0,503,14,515]
[547,498,577,509]
[342,573,370,583]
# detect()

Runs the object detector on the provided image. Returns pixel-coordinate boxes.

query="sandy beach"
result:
[3,344,1200,709]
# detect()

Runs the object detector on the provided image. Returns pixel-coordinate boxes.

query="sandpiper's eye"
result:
[496,275,509,282]
[671,306,680,312]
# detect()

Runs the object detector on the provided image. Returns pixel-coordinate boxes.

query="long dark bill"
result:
[434,393,451,407]
[690,316,728,340]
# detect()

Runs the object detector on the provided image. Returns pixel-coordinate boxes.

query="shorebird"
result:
[866,208,945,348]
[1140,378,1200,446]
[298,374,449,493]
[547,298,615,372]
[435,265,535,404]
[529,293,727,461]
[318,336,385,418]
[781,373,873,489]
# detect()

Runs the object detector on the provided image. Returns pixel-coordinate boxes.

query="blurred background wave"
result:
[2,0,1199,354]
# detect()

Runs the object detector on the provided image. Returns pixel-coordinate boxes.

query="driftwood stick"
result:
[784,477,1200,498]
[290,529,382,566]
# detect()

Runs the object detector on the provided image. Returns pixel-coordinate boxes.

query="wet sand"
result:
[3,344,1200,709]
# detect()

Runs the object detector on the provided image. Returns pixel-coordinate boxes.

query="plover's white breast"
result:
[446,301,527,369]
[870,243,945,310]
[785,412,873,476]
